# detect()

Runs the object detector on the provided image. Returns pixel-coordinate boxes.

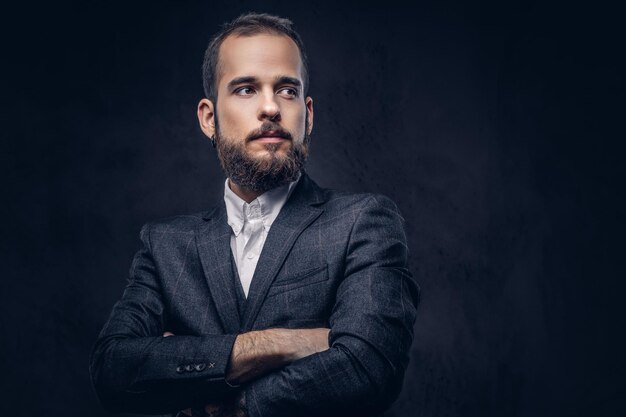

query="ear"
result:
[305,96,314,135]
[197,98,216,139]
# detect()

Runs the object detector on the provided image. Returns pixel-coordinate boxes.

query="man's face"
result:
[207,33,314,192]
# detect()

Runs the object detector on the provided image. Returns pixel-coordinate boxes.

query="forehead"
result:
[217,33,304,85]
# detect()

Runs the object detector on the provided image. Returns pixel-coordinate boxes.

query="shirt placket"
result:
[241,201,264,270]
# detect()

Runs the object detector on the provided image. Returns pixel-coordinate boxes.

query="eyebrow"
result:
[226,75,302,90]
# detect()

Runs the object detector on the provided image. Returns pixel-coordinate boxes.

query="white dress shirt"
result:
[223,173,301,298]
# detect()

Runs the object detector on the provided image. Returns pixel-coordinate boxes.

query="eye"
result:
[277,87,299,98]
[234,86,255,96]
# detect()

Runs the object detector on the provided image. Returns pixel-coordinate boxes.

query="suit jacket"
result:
[90,172,420,417]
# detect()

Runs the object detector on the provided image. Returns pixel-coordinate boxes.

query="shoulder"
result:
[321,188,404,219]
[139,211,207,240]
[303,173,400,213]
[309,185,406,238]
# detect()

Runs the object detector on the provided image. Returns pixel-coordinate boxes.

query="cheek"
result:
[285,106,307,135]
[217,104,252,136]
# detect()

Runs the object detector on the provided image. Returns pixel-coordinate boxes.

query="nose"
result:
[257,90,281,122]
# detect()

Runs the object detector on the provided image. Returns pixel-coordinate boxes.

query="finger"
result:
[163,331,175,337]
[205,403,221,413]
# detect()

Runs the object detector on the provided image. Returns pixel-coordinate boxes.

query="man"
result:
[90,12,419,417]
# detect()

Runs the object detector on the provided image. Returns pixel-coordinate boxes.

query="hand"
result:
[179,391,246,417]
[180,404,237,417]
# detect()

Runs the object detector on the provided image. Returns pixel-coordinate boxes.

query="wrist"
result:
[268,328,299,363]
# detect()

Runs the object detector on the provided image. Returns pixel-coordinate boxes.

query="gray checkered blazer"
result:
[90,172,419,417]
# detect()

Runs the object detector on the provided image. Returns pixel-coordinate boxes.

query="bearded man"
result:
[90,12,419,417]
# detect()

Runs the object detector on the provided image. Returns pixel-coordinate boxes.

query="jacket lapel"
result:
[195,203,242,334]
[241,173,326,331]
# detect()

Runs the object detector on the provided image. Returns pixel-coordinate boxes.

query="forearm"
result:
[226,328,330,385]
[243,325,409,417]
[242,196,419,417]
[169,328,329,417]
[91,223,244,413]
[90,331,238,413]
[92,315,328,413]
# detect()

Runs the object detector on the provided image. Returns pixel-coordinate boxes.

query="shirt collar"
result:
[223,172,301,236]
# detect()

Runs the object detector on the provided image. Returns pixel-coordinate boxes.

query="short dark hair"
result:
[202,12,309,103]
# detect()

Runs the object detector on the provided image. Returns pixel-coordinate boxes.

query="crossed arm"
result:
[89,229,331,415]
[225,328,330,385]
[90,195,419,417]
[172,327,331,416]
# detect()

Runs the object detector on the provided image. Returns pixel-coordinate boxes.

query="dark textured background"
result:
[2,0,624,415]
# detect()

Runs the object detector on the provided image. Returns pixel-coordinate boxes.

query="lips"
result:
[253,136,288,144]
[251,130,290,142]
[254,130,287,138]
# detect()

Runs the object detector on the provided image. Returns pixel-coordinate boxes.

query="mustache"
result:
[245,122,293,142]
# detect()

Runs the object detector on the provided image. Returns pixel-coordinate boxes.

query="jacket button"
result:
[195,363,207,372]
[176,365,185,373]
[184,364,194,372]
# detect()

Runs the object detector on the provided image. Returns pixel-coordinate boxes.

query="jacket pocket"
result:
[268,264,329,297]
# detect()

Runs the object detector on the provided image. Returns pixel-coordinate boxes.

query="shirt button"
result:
[247,252,255,259]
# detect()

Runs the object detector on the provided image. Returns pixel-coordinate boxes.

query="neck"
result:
[228,179,263,204]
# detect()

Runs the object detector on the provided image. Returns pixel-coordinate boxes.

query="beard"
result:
[214,120,310,193]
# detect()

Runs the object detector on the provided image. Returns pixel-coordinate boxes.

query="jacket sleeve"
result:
[243,195,420,417]
[89,224,239,414]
